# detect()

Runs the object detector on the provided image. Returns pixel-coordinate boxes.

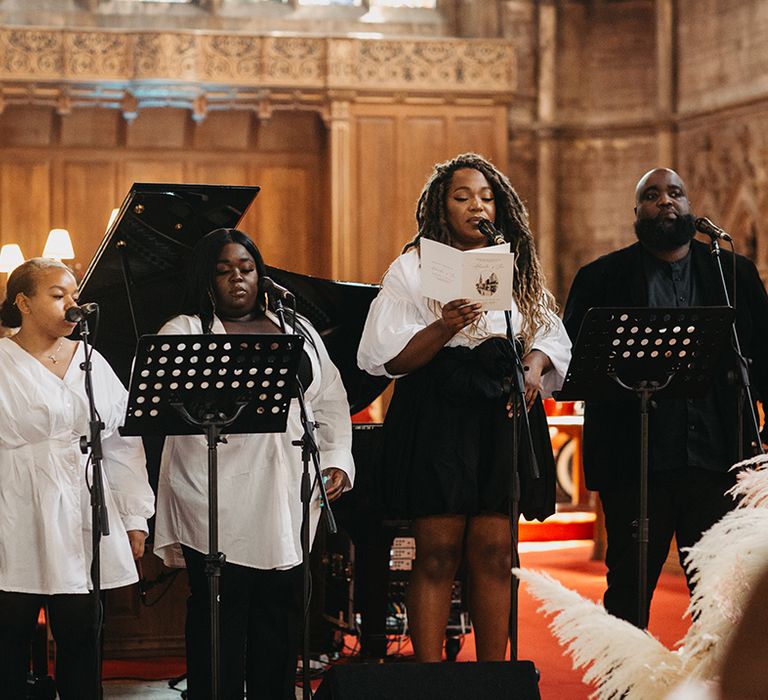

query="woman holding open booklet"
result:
[357,152,571,662]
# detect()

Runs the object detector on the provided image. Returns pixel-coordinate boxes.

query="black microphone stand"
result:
[76,311,109,700]
[708,236,764,457]
[503,307,541,661]
[478,219,541,660]
[271,294,337,700]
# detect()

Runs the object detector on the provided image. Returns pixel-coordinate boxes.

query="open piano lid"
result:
[77,182,389,414]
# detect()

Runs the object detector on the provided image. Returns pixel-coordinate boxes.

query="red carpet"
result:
[103,655,186,681]
[102,541,690,698]
[520,512,596,542]
[512,541,690,699]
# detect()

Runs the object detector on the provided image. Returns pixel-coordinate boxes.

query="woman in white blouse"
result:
[0,258,154,699]
[154,229,354,700]
[357,153,571,663]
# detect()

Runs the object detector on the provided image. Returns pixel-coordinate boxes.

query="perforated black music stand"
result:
[557,306,735,628]
[122,333,304,700]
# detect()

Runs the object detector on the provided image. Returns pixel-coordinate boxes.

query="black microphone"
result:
[695,217,733,243]
[65,302,99,323]
[477,219,507,246]
[261,276,295,301]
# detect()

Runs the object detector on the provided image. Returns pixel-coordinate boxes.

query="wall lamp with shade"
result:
[43,228,75,261]
[0,244,25,274]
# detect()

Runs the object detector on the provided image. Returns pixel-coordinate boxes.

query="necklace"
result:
[11,335,64,364]
[46,339,64,364]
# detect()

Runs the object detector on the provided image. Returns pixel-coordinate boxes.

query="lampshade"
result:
[0,244,25,274]
[43,228,75,260]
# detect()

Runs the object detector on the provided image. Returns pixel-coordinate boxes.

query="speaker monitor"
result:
[315,660,541,700]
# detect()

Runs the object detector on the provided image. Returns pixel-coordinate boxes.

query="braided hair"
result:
[405,152,557,351]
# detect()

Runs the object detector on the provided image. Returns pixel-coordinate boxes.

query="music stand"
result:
[122,333,305,700]
[557,306,735,628]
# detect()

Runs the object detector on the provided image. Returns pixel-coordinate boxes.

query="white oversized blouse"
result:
[0,338,154,595]
[357,248,572,394]
[153,313,354,571]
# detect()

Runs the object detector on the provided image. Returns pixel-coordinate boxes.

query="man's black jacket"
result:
[563,240,768,491]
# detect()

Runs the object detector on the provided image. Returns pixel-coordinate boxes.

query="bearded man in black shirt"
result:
[563,168,768,627]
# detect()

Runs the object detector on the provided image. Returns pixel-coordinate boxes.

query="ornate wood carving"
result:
[679,106,768,278]
[0,28,516,120]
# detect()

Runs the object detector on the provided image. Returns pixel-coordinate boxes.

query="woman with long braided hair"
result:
[358,153,571,661]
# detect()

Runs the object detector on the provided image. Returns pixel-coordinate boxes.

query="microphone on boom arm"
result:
[695,217,733,243]
[261,276,295,301]
[477,219,507,246]
[65,303,99,323]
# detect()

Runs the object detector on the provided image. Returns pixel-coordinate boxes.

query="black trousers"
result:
[0,590,99,700]
[599,467,737,627]
[182,546,302,700]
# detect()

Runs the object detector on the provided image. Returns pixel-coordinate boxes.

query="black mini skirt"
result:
[377,337,556,522]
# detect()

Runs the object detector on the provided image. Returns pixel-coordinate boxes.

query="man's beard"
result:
[634,213,696,252]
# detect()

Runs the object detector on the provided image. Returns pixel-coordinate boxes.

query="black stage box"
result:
[315,660,541,700]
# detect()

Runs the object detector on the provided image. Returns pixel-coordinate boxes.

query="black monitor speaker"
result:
[315,660,541,700]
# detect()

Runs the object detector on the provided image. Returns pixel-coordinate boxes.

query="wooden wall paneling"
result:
[352,115,398,284]
[192,111,253,152]
[348,103,509,284]
[125,109,190,151]
[59,110,122,149]
[317,125,331,281]
[395,113,450,251]
[448,112,506,165]
[186,162,251,188]
[0,159,52,260]
[328,101,353,282]
[120,160,187,197]
[56,160,120,274]
[0,106,55,148]
[256,111,324,155]
[103,548,187,658]
[247,165,316,276]
[396,111,449,266]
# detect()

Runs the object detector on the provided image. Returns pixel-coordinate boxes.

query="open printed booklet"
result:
[420,238,515,311]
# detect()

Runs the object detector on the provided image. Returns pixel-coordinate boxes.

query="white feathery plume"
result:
[728,452,768,472]
[514,567,684,699]
[680,460,768,668]
[728,457,768,508]
[516,463,768,698]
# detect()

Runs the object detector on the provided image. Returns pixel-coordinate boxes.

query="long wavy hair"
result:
[404,152,557,350]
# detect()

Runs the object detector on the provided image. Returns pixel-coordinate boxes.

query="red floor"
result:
[103,541,691,698]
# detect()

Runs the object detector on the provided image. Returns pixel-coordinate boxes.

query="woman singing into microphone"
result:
[358,153,571,661]
[153,228,354,699]
[0,258,154,699]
